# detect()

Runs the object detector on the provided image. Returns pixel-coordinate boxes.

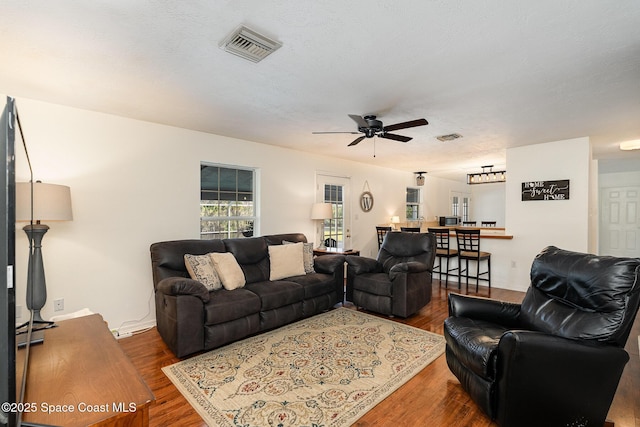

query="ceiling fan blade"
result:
[383,118,428,132]
[380,133,412,143]
[312,131,361,134]
[348,136,366,146]
[348,114,370,129]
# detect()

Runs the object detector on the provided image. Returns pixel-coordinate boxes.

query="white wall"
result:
[470,183,506,226]
[11,97,413,332]
[420,174,469,221]
[502,137,592,290]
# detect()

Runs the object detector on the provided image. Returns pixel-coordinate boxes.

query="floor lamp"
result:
[16,181,73,324]
[310,203,333,249]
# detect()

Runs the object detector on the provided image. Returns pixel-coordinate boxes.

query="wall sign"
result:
[521,180,570,201]
[360,191,374,212]
[359,180,374,212]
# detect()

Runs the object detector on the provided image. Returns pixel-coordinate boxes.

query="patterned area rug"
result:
[163,307,445,426]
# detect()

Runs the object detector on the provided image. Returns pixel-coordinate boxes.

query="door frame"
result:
[316,172,352,250]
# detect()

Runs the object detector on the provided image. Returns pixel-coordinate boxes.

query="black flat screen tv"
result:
[0,96,17,427]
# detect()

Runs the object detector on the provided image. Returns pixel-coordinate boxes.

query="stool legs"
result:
[458,257,491,292]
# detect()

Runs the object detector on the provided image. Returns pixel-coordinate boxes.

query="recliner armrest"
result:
[313,254,345,274]
[346,255,382,275]
[448,293,520,327]
[389,261,429,280]
[156,277,211,303]
[496,330,629,426]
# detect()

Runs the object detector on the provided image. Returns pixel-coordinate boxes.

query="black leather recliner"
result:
[444,246,640,427]
[346,231,436,317]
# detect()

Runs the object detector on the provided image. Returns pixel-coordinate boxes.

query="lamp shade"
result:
[310,203,333,220]
[390,216,400,224]
[16,182,73,222]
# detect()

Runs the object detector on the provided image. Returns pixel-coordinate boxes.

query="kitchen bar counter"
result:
[383,223,513,239]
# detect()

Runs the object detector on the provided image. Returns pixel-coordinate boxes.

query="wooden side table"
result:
[16,314,154,427]
[313,247,360,257]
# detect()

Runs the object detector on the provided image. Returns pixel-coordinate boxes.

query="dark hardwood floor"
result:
[118,280,640,426]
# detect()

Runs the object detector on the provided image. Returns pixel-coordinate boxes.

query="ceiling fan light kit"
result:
[467,165,506,185]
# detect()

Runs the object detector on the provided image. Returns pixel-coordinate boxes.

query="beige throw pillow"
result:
[184,253,222,291]
[209,252,246,290]
[283,240,315,273]
[269,242,306,280]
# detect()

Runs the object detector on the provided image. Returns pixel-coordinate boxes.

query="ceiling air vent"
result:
[436,133,463,142]
[220,25,282,63]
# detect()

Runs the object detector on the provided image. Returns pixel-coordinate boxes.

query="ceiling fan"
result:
[313,114,428,146]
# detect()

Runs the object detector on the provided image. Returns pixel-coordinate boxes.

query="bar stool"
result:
[400,226,421,232]
[455,228,491,292]
[481,221,497,227]
[462,221,477,226]
[427,227,458,288]
[376,226,392,249]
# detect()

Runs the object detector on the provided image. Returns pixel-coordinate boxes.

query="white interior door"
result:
[600,186,640,257]
[316,174,351,250]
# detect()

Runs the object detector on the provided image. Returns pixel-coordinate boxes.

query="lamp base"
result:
[24,223,50,323]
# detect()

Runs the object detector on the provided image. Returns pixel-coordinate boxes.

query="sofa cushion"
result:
[269,242,306,280]
[210,252,246,290]
[286,272,335,299]
[244,280,304,311]
[223,237,270,284]
[184,253,222,291]
[284,240,315,273]
[204,288,261,326]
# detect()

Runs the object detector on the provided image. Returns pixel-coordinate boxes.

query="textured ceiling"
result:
[1,1,639,180]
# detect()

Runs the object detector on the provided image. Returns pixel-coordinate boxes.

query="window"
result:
[322,184,343,247]
[200,163,257,239]
[452,196,459,217]
[406,187,421,220]
[451,192,470,221]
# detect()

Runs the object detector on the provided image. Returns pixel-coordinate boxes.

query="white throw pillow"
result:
[269,242,306,280]
[184,253,222,291]
[283,240,315,273]
[209,252,246,290]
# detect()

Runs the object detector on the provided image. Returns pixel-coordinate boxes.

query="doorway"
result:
[316,174,351,249]
[600,186,640,257]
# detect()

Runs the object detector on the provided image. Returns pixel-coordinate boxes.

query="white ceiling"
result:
[1,1,639,181]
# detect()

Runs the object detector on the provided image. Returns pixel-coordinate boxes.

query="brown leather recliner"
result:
[444,246,640,427]
[345,231,436,317]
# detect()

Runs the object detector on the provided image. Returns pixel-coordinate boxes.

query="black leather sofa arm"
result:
[448,293,521,327]
[313,254,346,274]
[156,277,211,303]
[346,255,382,275]
[495,330,630,426]
[389,261,429,279]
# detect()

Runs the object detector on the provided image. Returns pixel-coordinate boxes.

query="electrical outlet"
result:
[53,298,64,312]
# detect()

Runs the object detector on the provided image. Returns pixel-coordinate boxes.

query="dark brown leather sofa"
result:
[150,233,345,357]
